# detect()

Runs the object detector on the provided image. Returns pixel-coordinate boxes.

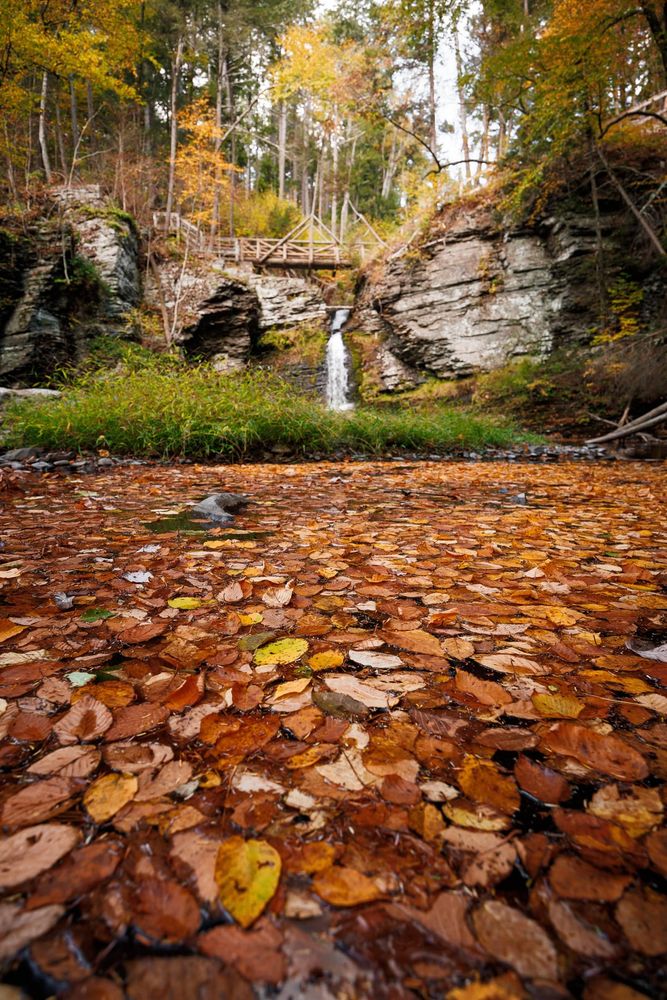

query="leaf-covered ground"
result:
[0,460,666,1000]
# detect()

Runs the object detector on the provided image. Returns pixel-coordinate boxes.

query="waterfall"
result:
[325,308,353,411]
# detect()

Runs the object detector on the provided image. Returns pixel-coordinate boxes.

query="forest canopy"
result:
[0,0,665,236]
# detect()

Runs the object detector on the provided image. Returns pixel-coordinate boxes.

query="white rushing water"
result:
[325,308,353,411]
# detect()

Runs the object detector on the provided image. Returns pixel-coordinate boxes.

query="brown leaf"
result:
[104,703,170,742]
[27,839,125,908]
[54,696,113,744]
[458,756,520,814]
[548,898,617,958]
[27,746,101,779]
[455,669,512,706]
[539,723,648,781]
[0,902,65,962]
[124,956,253,1000]
[103,741,174,773]
[390,892,481,952]
[0,823,81,889]
[615,887,667,956]
[514,754,571,804]
[549,854,631,902]
[472,900,558,981]
[377,628,443,656]
[198,918,285,983]
[135,760,193,800]
[132,879,201,943]
[1,777,83,828]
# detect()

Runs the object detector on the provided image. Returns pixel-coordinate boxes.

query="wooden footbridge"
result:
[154,209,386,271]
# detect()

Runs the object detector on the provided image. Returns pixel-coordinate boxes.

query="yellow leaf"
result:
[0,620,25,644]
[254,637,309,666]
[312,865,382,906]
[308,649,344,672]
[239,612,263,626]
[270,677,311,701]
[215,837,281,927]
[442,637,476,660]
[532,691,584,719]
[168,597,211,610]
[443,801,511,831]
[84,773,138,822]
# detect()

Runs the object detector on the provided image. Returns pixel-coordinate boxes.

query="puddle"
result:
[144,510,273,540]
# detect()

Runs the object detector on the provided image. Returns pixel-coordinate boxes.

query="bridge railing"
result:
[153,213,377,268]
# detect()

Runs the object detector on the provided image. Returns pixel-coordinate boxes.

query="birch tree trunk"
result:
[278,100,287,200]
[69,77,79,162]
[165,35,184,231]
[38,71,52,183]
[454,30,471,181]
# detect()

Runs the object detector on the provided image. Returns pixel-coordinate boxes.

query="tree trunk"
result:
[69,77,79,158]
[427,0,437,156]
[38,71,52,183]
[212,11,225,239]
[330,121,339,239]
[165,35,184,231]
[86,81,96,151]
[476,105,490,179]
[641,3,667,84]
[278,100,287,200]
[454,29,471,181]
[54,82,67,179]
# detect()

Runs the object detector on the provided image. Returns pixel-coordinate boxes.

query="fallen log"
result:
[586,402,667,445]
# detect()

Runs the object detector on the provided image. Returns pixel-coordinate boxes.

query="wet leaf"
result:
[253,637,309,666]
[84,773,138,822]
[312,865,383,906]
[0,902,65,961]
[540,723,649,781]
[54,695,113,744]
[0,824,81,889]
[458,756,520,814]
[473,900,558,981]
[215,837,281,928]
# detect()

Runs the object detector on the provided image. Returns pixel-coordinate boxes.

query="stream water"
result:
[325,308,353,411]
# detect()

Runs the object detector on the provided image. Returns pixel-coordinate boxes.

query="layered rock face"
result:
[180,278,260,370]
[58,186,141,321]
[152,263,327,368]
[356,202,627,384]
[0,186,141,384]
[248,275,327,330]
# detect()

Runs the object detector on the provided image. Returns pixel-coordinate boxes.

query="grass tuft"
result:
[3,362,533,459]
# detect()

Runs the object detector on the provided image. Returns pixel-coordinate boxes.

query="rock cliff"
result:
[0,186,141,384]
[355,198,640,386]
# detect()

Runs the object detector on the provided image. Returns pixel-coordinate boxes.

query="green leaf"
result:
[80,608,116,623]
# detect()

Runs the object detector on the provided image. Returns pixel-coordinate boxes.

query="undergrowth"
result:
[3,362,531,459]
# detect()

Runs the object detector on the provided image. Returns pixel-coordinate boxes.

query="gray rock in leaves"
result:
[190,493,249,522]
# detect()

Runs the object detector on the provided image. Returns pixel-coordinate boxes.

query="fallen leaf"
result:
[312,865,383,906]
[540,723,648,781]
[53,696,113,744]
[84,773,138,822]
[587,784,663,838]
[0,824,81,889]
[253,637,309,666]
[0,902,65,961]
[215,837,281,927]
[132,879,201,943]
[472,900,558,980]
[458,756,520,814]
